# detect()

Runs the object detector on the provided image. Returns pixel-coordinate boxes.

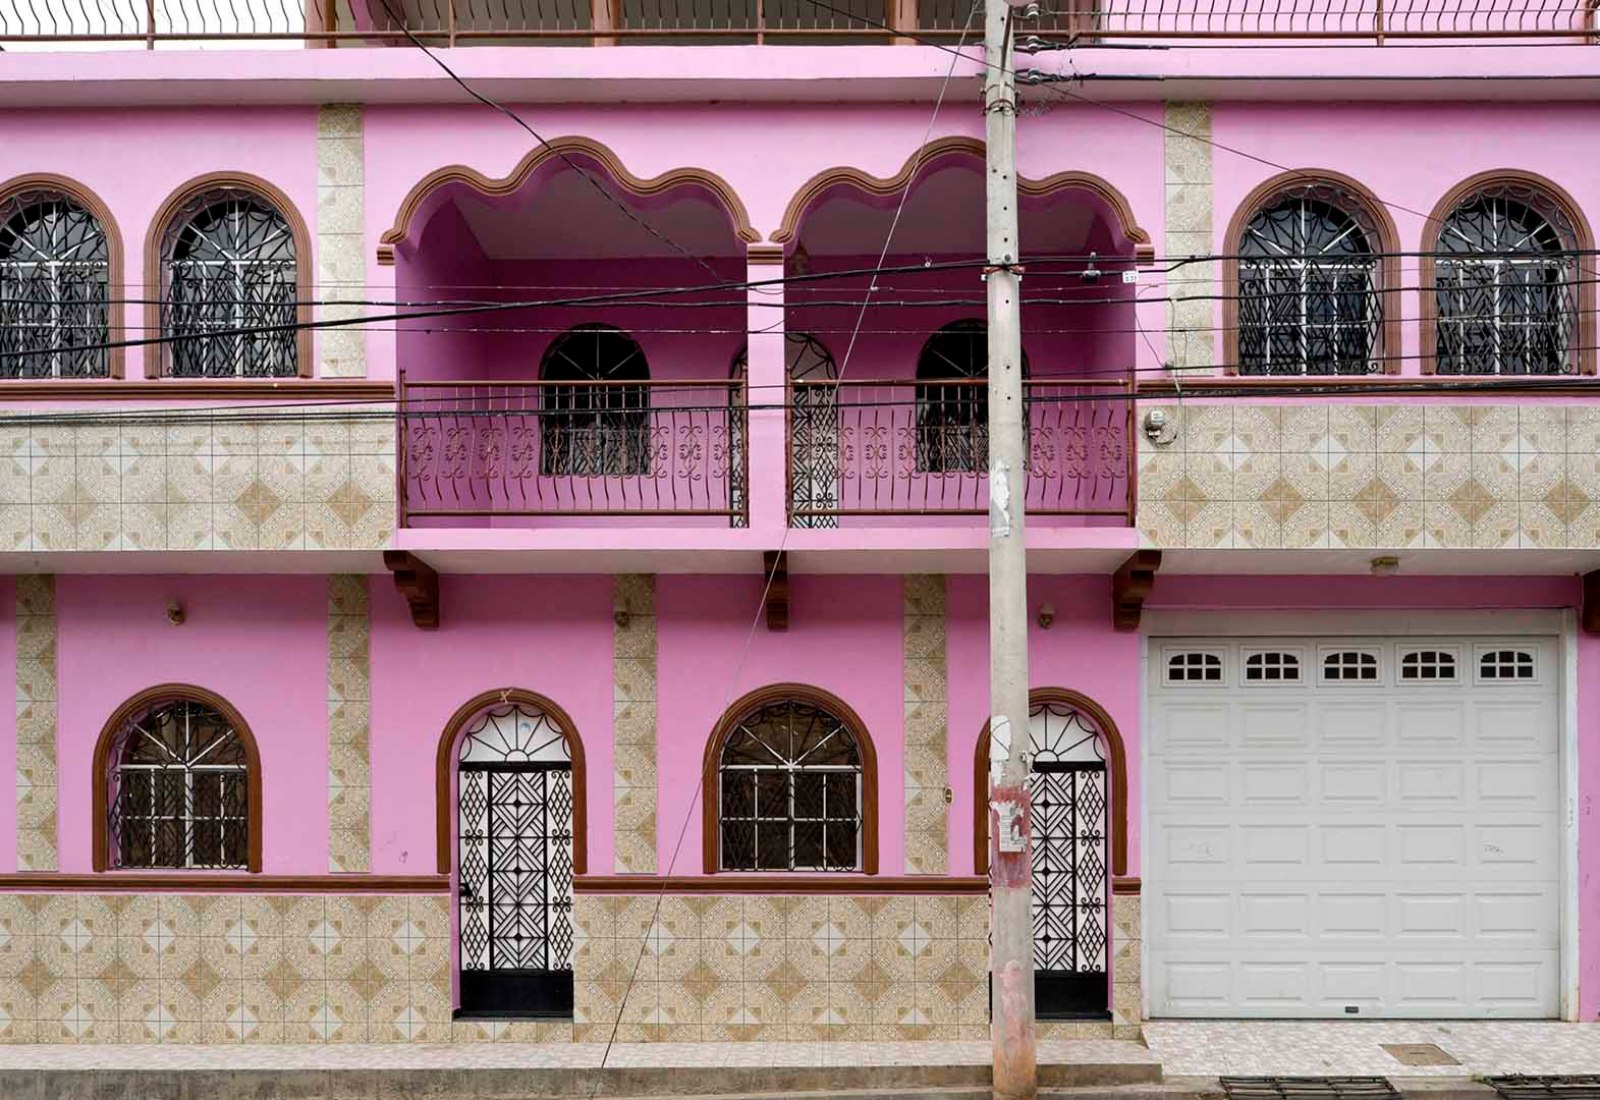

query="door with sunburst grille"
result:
[456,704,575,1017]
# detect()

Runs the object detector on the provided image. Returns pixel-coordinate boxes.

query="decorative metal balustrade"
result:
[0,0,1592,45]
[399,378,747,525]
[788,379,1131,525]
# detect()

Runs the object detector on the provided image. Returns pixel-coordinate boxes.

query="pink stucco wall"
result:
[53,575,330,875]
[0,107,319,382]
[369,574,615,876]
[655,573,904,875]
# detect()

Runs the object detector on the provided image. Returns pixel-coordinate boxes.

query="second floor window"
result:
[163,189,297,378]
[1239,185,1381,376]
[917,320,993,473]
[540,324,650,476]
[0,189,110,379]
[1435,186,1577,375]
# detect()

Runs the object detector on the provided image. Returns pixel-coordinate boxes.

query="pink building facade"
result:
[0,2,1594,1043]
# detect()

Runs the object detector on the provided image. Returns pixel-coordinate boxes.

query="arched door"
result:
[456,701,576,1017]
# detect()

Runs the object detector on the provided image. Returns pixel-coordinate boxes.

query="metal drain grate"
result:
[1221,1078,1401,1100]
[1486,1077,1600,1100]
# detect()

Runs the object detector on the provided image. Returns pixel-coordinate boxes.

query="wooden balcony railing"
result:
[787,379,1132,526]
[2,0,1593,46]
[399,378,747,525]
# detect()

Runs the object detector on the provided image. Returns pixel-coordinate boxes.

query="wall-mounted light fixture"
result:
[166,599,186,625]
[1370,556,1400,577]
[1036,602,1056,630]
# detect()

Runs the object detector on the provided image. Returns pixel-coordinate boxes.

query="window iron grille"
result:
[0,189,110,379]
[1239,186,1382,376]
[106,698,250,870]
[1435,187,1578,376]
[162,189,297,378]
[914,320,1031,473]
[540,325,651,477]
[717,697,863,872]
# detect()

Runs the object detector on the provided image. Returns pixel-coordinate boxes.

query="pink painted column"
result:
[745,244,788,538]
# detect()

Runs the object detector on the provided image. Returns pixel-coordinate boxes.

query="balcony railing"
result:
[788,379,1132,526]
[2,0,1593,46]
[400,378,747,525]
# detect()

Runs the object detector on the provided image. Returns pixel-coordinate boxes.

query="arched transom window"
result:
[0,188,110,379]
[1239,183,1382,376]
[104,695,253,870]
[1435,183,1578,376]
[540,324,650,477]
[163,188,297,378]
[716,693,865,871]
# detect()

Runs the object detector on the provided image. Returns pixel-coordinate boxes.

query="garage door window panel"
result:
[1401,649,1459,682]
[1243,650,1303,684]
[1476,648,1537,683]
[1321,649,1382,684]
[1164,650,1226,685]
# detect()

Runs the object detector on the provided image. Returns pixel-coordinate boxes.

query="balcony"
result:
[788,380,1131,527]
[2,0,1593,47]
[400,378,747,527]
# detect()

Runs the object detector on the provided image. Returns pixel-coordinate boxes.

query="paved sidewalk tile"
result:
[0,1038,1154,1072]
[1145,1021,1600,1078]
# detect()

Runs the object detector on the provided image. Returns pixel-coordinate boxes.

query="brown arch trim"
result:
[1419,169,1596,376]
[1222,168,1403,375]
[973,687,1127,878]
[769,136,1152,256]
[91,684,264,874]
[701,682,880,875]
[378,136,759,261]
[142,172,314,378]
[0,173,127,379]
[433,688,589,876]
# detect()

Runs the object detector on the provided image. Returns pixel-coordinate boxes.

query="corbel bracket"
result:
[1111,549,1162,632]
[763,550,789,631]
[383,550,440,630]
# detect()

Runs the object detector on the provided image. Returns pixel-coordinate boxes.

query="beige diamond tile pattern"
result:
[1141,402,1600,550]
[15,575,57,871]
[613,575,657,875]
[327,575,371,874]
[903,576,948,876]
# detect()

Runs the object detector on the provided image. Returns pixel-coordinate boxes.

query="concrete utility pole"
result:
[983,0,1036,1092]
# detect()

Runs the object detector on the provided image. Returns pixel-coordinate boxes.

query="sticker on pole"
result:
[992,799,1026,853]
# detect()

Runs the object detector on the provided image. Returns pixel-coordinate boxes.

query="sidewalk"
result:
[1144,1021,1600,1078]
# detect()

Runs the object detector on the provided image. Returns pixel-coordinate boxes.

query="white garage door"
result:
[1147,636,1560,1018]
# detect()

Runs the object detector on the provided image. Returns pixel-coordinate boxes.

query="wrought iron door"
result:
[1030,761,1109,1017]
[457,705,574,1017]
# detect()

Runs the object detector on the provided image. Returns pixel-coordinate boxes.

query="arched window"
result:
[1432,182,1580,375]
[915,319,1029,473]
[1236,180,1384,376]
[161,186,299,378]
[704,685,877,873]
[93,687,261,872]
[0,187,111,379]
[540,324,650,477]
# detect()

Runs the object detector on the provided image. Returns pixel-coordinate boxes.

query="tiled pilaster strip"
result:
[1164,102,1214,375]
[316,104,367,379]
[612,575,658,874]
[902,575,948,875]
[15,575,56,871]
[327,575,371,872]
[1111,887,1143,1038]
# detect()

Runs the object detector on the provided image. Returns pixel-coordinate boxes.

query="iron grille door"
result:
[1031,761,1109,1018]
[458,763,574,1017]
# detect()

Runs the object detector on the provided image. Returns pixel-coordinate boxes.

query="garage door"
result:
[1147,636,1560,1018]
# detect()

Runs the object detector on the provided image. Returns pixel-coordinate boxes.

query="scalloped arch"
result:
[378,136,759,263]
[769,135,1152,259]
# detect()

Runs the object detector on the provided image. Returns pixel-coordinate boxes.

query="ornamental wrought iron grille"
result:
[1434,187,1578,375]
[917,320,989,473]
[457,703,575,1016]
[1239,187,1382,375]
[106,698,250,870]
[163,189,297,378]
[718,696,863,871]
[784,333,839,528]
[0,189,110,379]
[1026,699,1110,1017]
[540,325,651,477]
